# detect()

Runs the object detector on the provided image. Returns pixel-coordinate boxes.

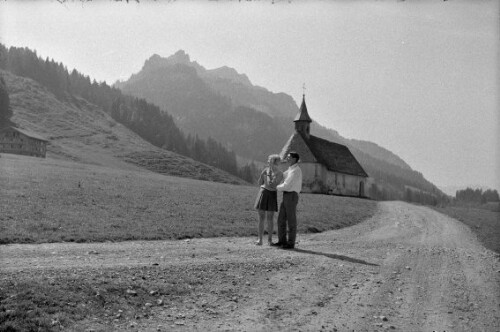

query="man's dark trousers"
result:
[277,191,299,247]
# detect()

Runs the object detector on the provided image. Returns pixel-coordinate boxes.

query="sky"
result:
[1,0,498,191]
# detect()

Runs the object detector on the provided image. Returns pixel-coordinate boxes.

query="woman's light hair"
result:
[267,154,281,164]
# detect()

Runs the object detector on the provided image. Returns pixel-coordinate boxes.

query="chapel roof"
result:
[281,132,368,177]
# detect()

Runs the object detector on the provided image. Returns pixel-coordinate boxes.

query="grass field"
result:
[0,154,378,244]
[433,205,500,254]
[0,153,380,331]
[3,69,246,186]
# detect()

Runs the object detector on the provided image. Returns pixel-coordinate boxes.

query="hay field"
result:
[0,154,378,244]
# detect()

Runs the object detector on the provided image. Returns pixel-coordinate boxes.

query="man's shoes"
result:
[270,242,284,247]
[281,244,295,249]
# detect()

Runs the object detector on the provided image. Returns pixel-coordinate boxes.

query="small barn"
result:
[0,126,48,158]
[280,95,369,197]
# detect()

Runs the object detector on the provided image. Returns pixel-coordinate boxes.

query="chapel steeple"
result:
[294,93,312,139]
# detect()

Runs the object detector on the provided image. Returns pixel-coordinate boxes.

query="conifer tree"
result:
[0,76,12,127]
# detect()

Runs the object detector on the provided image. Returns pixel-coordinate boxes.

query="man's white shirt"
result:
[277,164,302,193]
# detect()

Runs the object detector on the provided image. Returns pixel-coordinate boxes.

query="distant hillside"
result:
[116,58,294,161]
[0,44,254,183]
[1,69,246,185]
[307,123,412,171]
[116,50,446,203]
[347,139,412,171]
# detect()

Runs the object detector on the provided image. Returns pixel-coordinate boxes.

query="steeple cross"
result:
[302,83,306,97]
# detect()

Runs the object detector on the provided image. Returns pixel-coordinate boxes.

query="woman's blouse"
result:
[258,167,283,191]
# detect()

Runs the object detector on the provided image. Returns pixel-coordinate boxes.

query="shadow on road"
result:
[293,248,379,267]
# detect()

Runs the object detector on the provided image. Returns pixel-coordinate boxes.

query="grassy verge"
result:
[0,259,298,331]
[433,205,500,254]
[0,154,378,244]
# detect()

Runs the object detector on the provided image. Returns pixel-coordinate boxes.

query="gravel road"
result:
[2,201,499,331]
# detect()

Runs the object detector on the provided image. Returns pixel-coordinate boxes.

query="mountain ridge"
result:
[116,50,445,201]
[118,51,415,172]
[116,50,298,119]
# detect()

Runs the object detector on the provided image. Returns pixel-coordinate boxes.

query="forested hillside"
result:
[116,59,294,161]
[0,44,249,182]
[0,75,13,126]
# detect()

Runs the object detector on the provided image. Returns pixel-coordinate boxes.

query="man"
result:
[273,151,302,249]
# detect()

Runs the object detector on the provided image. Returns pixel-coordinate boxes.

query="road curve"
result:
[1,201,499,331]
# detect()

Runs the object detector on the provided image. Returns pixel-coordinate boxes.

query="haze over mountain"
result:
[116,50,440,201]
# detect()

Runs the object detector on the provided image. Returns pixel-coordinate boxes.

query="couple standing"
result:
[254,151,302,249]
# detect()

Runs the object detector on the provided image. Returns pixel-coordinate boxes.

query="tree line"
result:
[0,75,12,127]
[455,188,499,205]
[0,44,248,181]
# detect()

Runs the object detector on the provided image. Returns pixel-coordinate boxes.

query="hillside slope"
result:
[1,70,246,185]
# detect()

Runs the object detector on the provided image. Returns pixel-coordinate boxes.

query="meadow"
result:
[434,205,500,254]
[0,154,378,244]
[0,153,380,331]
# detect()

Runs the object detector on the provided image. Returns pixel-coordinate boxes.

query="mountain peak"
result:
[143,52,253,87]
[143,53,163,69]
[204,66,252,87]
[142,50,201,73]
[169,50,191,64]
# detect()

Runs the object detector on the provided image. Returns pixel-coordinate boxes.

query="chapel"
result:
[279,95,369,197]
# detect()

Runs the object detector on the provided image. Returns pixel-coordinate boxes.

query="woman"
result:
[254,154,284,245]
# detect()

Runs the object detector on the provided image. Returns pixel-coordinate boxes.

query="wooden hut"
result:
[0,126,48,158]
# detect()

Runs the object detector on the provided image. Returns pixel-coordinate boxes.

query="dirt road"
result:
[2,201,500,331]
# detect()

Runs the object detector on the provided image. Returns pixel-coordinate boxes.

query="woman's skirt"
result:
[254,187,278,212]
